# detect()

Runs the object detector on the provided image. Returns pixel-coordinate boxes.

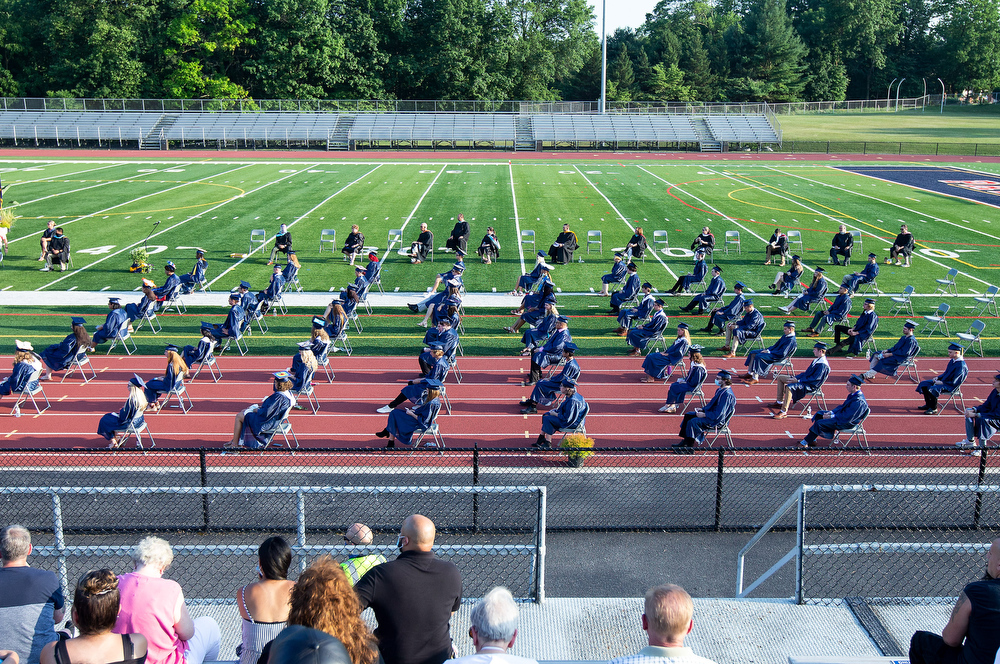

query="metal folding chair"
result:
[893,349,920,384]
[161,290,186,314]
[888,286,915,317]
[61,351,97,384]
[520,230,535,254]
[787,230,804,254]
[831,412,871,452]
[219,329,249,356]
[937,387,967,415]
[768,356,796,384]
[724,230,741,255]
[12,370,50,415]
[701,418,735,449]
[678,386,707,415]
[110,417,155,450]
[249,229,267,254]
[162,380,193,413]
[106,326,138,356]
[134,307,161,334]
[190,348,222,382]
[335,329,353,356]
[934,268,959,296]
[413,421,445,449]
[252,406,298,451]
[957,320,986,357]
[797,386,829,415]
[923,303,951,337]
[972,286,999,318]
[652,230,668,257]
[319,229,337,252]
[587,230,602,254]
[292,368,320,414]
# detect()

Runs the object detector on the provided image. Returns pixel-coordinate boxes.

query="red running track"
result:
[1,354,996,451]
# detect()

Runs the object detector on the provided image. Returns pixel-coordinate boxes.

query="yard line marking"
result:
[36,163,259,290]
[574,166,677,279]
[379,165,446,264]
[209,164,382,286]
[509,162,526,275]
[4,160,125,191]
[6,161,204,245]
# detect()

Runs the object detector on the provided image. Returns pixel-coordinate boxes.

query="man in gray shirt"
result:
[609,584,716,664]
[0,525,64,664]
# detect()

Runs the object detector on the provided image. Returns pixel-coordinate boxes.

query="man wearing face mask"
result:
[909,537,1000,664]
[354,514,462,664]
[672,370,736,452]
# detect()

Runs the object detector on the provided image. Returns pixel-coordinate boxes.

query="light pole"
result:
[599,0,607,114]
[895,78,905,111]
[886,78,897,111]
[938,78,945,113]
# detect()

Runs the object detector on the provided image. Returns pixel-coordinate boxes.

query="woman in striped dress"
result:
[236,537,295,664]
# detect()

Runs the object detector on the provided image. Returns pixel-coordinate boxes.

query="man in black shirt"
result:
[909,537,1000,664]
[829,224,854,266]
[354,514,462,664]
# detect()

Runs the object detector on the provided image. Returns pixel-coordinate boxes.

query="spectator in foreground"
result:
[39,569,148,664]
[341,523,387,586]
[259,556,377,664]
[608,584,717,664]
[0,652,17,664]
[113,536,221,664]
[909,537,1000,664]
[235,536,295,664]
[444,587,536,664]
[265,626,351,664]
[0,525,64,664]
[354,514,462,664]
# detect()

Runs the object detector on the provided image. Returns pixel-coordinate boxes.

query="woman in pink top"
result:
[113,537,221,664]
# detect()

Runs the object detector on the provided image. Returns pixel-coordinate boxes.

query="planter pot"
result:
[566,456,586,468]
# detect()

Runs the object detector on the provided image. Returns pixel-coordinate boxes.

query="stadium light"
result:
[599,0,607,114]
[886,78,897,111]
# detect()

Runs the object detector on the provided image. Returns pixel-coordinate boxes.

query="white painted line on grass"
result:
[509,162,526,275]
[379,165,446,264]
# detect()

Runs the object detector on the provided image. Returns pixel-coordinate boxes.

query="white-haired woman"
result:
[461,587,533,663]
[113,536,221,664]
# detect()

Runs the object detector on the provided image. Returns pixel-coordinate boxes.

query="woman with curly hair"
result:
[261,556,378,664]
[40,569,148,664]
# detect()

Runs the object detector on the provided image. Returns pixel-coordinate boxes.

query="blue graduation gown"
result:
[688,276,725,311]
[842,262,879,291]
[182,337,215,366]
[679,259,708,290]
[244,391,295,441]
[153,273,181,302]
[618,294,655,329]
[239,290,257,314]
[681,386,736,443]
[709,294,746,328]
[790,279,828,312]
[97,398,143,440]
[263,273,286,300]
[309,337,331,362]
[124,295,156,322]
[809,391,869,438]
[533,328,571,367]
[666,364,708,405]
[602,261,627,284]
[627,310,668,349]
[517,263,545,291]
[521,290,557,325]
[872,335,919,376]
[388,398,441,445]
[143,363,182,403]
[402,358,449,403]
[290,353,311,392]
[610,273,640,309]
[541,391,588,434]
[214,304,245,339]
[180,258,208,291]
[40,334,79,371]
[522,313,556,348]
[827,293,852,320]
[530,359,581,406]
[778,266,804,292]
[787,357,831,402]
[642,337,691,380]
[93,308,129,344]
[0,361,38,395]
[365,260,381,283]
[732,309,765,343]
[917,359,968,396]
[282,263,299,283]
[967,390,1000,441]
[746,334,797,376]
[429,328,460,361]
[846,310,879,353]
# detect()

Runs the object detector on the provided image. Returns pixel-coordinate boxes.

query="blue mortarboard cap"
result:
[537,250,545,257]
[792,254,800,261]
[563,342,578,352]
[690,344,704,352]
[424,378,443,388]
[129,373,145,388]
[200,321,212,329]
[14,339,32,351]
[228,291,240,300]
[561,377,578,388]
[868,252,877,259]
[108,297,120,304]
[273,371,290,380]
[814,342,828,350]
[312,316,325,329]
[196,248,205,256]
[784,320,796,327]
[446,278,461,287]
[452,263,465,272]
[428,342,445,350]
[240,280,251,289]
[355,265,365,272]
[164,261,175,269]
[164,344,179,353]
[717,370,732,380]
[556,315,569,323]
[627,262,638,270]
[712,265,722,273]
[745,298,754,305]
[814,267,826,274]
[654,298,665,305]
[948,343,963,351]
[734,281,745,289]
[678,322,689,329]
[904,320,917,329]
[614,252,624,258]
[864,298,876,304]
[297,341,311,350]
[641,282,653,289]
[71,316,86,326]
[848,374,865,386]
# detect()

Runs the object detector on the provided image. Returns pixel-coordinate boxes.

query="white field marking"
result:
[763,165,1000,244]
[379,165,446,263]
[209,164,382,286]
[4,160,124,192]
[509,162,526,274]
[7,161,203,245]
[36,163,261,290]
[573,165,677,279]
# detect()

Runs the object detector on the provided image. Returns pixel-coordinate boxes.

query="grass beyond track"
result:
[778,105,1000,143]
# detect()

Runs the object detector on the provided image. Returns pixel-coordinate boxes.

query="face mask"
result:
[714,379,722,386]
[257,565,263,579]
[396,534,406,551]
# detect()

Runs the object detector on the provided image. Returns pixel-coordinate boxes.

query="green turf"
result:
[778,105,1000,143]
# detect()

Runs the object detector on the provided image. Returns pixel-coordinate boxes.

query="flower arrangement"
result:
[559,432,595,467]
[0,209,14,229]
[129,247,152,273]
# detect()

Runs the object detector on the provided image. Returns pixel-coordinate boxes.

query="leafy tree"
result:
[680,31,719,100]
[0,0,25,96]
[163,0,255,99]
[643,62,693,100]
[504,0,596,99]
[933,0,1000,93]
[727,0,807,101]
[608,44,636,100]
[325,0,391,99]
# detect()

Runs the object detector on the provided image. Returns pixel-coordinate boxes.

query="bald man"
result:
[354,515,463,664]
[340,523,387,586]
[910,537,1000,664]
[609,584,716,664]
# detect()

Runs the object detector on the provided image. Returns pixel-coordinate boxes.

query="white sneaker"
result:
[798,439,809,447]
[39,266,51,272]
[955,439,974,448]
[331,346,341,353]
[376,405,393,414]
[657,404,674,413]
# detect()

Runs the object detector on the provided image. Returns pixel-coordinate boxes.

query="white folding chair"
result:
[934,268,959,296]
[957,320,986,357]
[413,421,445,449]
[106,326,138,356]
[252,405,298,451]
[724,230,741,255]
[797,385,829,415]
[972,286,999,317]
[742,324,766,356]
[190,348,222,382]
[110,417,155,450]
[319,229,337,253]
[888,285,915,317]
[293,368,320,414]
[652,230,668,256]
[923,303,951,337]
[61,351,97,384]
[12,369,50,415]
[335,329,353,356]
[859,278,881,295]
[767,356,796,384]
[162,380,193,413]
[587,230,602,254]
[134,307,161,334]
[787,230,804,254]
[678,386,707,415]
[219,329,249,356]
[387,228,403,252]
[520,230,536,254]
[249,229,267,254]
[701,417,735,449]
[831,412,871,452]
[848,230,863,262]
[937,386,967,415]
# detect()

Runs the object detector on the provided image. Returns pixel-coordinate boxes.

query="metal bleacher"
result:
[0,109,781,151]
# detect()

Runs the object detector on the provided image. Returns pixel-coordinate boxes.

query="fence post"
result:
[472,444,480,534]
[973,449,988,528]
[795,486,806,604]
[51,491,69,605]
[714,450,725,531]
[297,489,307,572]
[200,449,209,532]
[535,486,547,604]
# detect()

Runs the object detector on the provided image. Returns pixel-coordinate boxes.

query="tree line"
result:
[0,0,995,105]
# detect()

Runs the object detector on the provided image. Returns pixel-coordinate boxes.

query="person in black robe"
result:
[548,224,578,264]
[410,222,433,263]
[888,223,915,267]
[40,226,69,272]
[477,227,500,264]
[268,223,292,264]
[445,213,470,254]
[342,224,365,265]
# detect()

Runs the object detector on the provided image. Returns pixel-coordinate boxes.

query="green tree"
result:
[680,31,718,100]
[0,0,25,96]
[163,0,255,99]
[727,0,807,101]
[608,44,636,100]
[933,0,1000,93]
[643,62,693,100]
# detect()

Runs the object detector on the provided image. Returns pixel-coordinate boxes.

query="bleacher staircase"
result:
[690,116,722,152]
[515,116,535,151]
[139,113,179,150]
[327,115,356,150]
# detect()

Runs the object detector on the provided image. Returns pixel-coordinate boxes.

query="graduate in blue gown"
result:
[257,264,286,314]
[720,299,764,356]
[841,253,879,293]
[772,342,830,419]
[179,249,208,294]
[97,374,148,448]
[322,302,347,343]
[0,341,42,409]
[779,268,828,314]
[364,251,381,284]
[742,320,798,384]
[519,343,580,413]
[831,298,878,357]
[288,341,319,395]
[376,378,443,448]
[673,370,737,450]
[531,378,588,449]
[408,263,464,314]
[506,282,556,334]
[702,282,746,334]
[525,317,571,385]
[124,279,158,323]
[799,374,870,448]
[641,324,692,381]
[211,293,245,341]
[340,284,361,318]
[40,317,93,381]
[609,263,641,313]
[805,286,852,336]
[862,320,920,381]
[226,371,297,449]
[182,324,217,368]
[770,256,804,295]
[141,344,189,409]
[658,347,708,414]
[152,261,181,311]
[238,280,257,316]
[916,343,968,414]
[598,253,628,296]
[520,302,559,353]
[626,300,668,356]
[679,266,725,314]
[92,297,129,345]
[513,251,549,294]
[615,283,654,335]
[956,372,1000,453]
[422,319,460,365]
[379,343,450,414]
[308,317,333,361]
[281,251,300,287]
[665,249,708,294]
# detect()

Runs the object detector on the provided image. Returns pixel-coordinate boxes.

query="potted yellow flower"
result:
[559,433,595,468]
